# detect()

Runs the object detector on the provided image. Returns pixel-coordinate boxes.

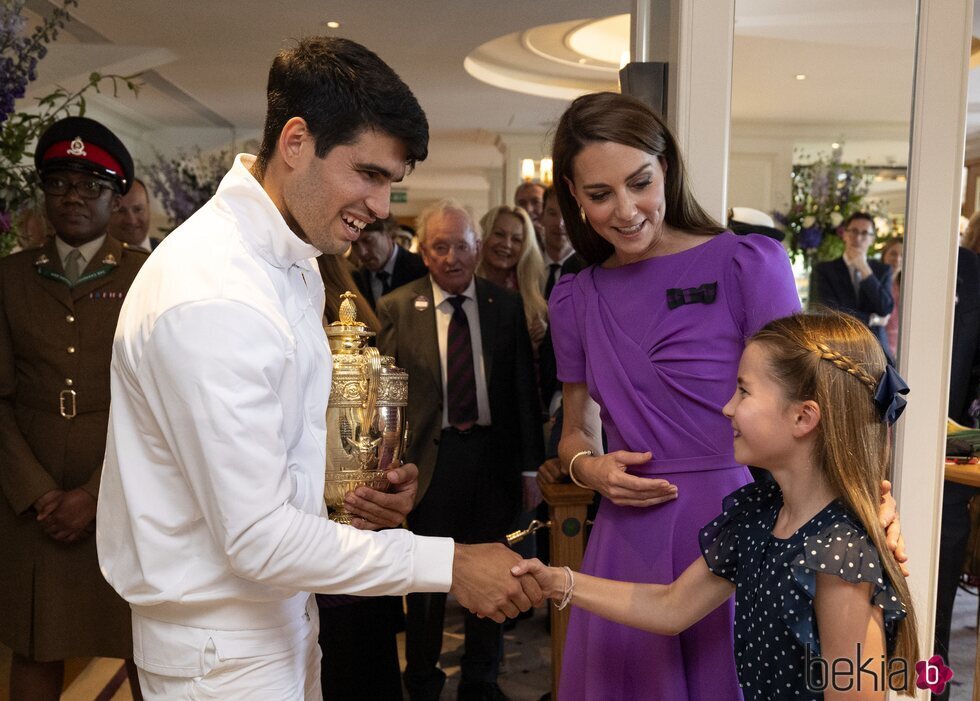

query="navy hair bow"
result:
[873,365,910,425]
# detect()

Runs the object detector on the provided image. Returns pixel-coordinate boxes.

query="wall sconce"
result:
[521,158,554,187]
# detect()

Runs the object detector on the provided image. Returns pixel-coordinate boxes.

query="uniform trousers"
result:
[135,595,322,701]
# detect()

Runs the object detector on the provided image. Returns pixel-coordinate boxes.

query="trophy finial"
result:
[338,291,360,326]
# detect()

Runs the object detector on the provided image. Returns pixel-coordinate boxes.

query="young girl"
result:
[515,312,918,699]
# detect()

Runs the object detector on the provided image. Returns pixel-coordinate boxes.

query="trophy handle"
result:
[360,346,382,436]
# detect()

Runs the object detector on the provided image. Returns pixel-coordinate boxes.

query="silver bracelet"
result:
[567,450,594,489]
[555,566,575,610]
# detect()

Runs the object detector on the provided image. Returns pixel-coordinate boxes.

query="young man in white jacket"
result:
[96,37,541,700]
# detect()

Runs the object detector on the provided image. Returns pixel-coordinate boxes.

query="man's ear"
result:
[277,117,312,170]
[793,399,821,438]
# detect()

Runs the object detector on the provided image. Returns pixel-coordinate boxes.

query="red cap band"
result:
[41,139,124,180]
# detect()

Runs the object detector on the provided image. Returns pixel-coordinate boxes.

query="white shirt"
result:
[430,276,491,429]
[97,154,454,640]
[542,248,576,293]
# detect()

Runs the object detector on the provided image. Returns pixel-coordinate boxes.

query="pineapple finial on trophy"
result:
[337,290,360,326]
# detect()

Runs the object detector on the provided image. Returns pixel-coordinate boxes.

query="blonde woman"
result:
[478,205,548,350]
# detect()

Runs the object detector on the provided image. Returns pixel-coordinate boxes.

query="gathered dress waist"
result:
[622,452,740,476]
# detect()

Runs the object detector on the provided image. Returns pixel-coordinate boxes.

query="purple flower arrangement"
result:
[144,149,232,231]
[772,148,882,265]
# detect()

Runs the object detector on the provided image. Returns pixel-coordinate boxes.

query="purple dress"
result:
[549,233,801,701]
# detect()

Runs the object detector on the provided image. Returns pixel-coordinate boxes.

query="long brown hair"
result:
[750,312,918,693]
[551,92,725,265]
[317,254,380,332]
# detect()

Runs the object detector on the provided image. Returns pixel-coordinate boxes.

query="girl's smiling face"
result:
[722,342,804,470]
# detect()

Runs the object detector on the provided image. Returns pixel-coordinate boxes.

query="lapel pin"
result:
[102,253,118,266]
[413,295,430,312]
[34,254,49,266]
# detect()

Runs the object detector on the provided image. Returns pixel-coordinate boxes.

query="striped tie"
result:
[446,295,478,430]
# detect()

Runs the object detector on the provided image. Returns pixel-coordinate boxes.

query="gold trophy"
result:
[324,291,408,523]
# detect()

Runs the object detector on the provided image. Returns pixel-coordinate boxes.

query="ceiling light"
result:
[325,21,341,28]
[578,58,587,64]
[831,142,840,149]
[795,74,806,80]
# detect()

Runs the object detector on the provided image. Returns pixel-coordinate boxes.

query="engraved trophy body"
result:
[324,292,408,523]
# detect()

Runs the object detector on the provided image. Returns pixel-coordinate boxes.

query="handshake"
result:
[449,545,566,622]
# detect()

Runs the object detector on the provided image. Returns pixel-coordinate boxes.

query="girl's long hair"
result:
[477,205,548,326]
[551,91,725,265]
[750,311,918,694]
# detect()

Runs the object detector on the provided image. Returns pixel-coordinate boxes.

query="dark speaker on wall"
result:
[619,62,669,119]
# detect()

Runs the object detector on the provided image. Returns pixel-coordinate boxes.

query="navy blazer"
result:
[354,245,428,310]
[810,257,894,355]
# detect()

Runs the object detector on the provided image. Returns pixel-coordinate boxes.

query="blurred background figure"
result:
[880,237,904,358]
[514,181,545,248]
[351,215,427,311]
[109,178,160,252]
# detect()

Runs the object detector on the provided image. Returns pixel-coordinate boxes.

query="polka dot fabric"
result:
[698,480,905,700]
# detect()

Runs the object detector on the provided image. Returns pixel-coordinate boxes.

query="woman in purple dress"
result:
[548,92,802,700]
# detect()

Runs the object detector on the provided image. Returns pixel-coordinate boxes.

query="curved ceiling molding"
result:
[463,17,621,101]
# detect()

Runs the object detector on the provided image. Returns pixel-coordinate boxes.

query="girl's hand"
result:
[511,558,564,600]
[879,480,910,577]
[572,451,678,507]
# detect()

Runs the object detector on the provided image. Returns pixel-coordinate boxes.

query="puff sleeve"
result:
[548,272,587,384]
[725,234,802,340]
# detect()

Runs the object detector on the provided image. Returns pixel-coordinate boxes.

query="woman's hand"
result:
[879,480,909,577]
[573,451,678,507]
[537,457,565,486]
[511,558,565,600]
[529,315,548,349]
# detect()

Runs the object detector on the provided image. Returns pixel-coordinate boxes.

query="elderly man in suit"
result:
[378,199,544,701]
[809,212,894,359]
[0,116,147,700]
[109,178,160,252]
[351,215,427,309]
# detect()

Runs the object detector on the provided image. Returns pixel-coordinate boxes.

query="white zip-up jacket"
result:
[97,154,453,635]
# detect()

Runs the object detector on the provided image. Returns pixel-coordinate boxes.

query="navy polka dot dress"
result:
[699,480,906,700]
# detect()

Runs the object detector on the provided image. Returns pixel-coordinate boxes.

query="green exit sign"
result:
[390,189,408,203]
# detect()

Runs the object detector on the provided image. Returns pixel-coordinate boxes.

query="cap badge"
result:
[67,137,87,157]
[34,254,50,266]
[102,253,117,266]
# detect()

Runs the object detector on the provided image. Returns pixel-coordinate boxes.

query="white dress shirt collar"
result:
[430,275,477,308]
[217,154,322,270]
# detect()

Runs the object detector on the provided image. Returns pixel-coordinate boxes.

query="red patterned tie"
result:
[446,295,478,430]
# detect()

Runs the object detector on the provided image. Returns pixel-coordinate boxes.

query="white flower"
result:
[829,212,843,226]
[802,215,816,228]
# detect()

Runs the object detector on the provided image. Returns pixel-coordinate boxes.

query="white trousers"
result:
[135,596,322,701]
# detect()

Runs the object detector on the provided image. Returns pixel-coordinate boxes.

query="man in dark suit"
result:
[378,200,543,701]
[933,245,980,700]
[351,215,427,309]
[810,212,894,359]
[0,116,146,700]
[108,178,161,252]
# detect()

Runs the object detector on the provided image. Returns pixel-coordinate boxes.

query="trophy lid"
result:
[325,291,375,349]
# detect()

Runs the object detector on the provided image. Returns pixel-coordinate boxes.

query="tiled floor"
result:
[1,588,974,700]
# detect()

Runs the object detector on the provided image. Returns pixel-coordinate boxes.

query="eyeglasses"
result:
[41,176,115,200]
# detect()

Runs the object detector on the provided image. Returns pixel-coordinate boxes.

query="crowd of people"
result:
[0,32,975,701]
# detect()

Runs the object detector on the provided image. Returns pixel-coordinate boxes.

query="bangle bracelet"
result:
[555,566,575,610]
[567,450,593,489]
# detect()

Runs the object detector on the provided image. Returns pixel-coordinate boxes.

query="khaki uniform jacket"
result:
[0,235,147,660]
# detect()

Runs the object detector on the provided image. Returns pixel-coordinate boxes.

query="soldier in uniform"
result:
[0,116,146,700]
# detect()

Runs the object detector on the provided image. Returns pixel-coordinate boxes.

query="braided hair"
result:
[749,311,918,694]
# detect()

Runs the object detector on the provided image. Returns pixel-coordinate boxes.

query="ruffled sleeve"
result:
[725,233,802,340]
[548,272,587,384]
[700,480,780,583]
[786,519,907,655]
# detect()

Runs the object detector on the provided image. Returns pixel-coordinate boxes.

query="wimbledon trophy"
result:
[324,291,408,523]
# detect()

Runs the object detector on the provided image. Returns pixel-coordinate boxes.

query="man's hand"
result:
[450,543,545,623]
[38,488,96,543]
[536,457,565,486]
[879,480,909,577]
[345,461,419,530]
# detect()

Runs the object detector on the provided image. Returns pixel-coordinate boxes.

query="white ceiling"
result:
[20,0,975,176]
